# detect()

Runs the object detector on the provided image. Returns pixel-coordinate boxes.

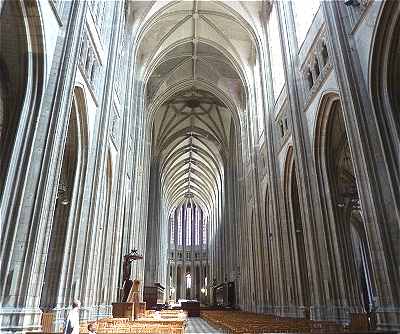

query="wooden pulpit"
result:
[111,302,134,321]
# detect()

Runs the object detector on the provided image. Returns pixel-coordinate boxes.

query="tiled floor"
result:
[186,317,225,333]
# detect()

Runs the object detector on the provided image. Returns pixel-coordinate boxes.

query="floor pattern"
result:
[186,317,225,333]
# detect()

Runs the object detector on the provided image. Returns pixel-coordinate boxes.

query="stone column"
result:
[322,2,400,329]
[258,16,286,311]
[144,159,162,286]
[278,1,336,321]
[0,1,87,332]
[70,1,124,322]
[191,207,196,300]
[184,204,189,299]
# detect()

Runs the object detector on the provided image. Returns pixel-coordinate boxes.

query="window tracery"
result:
[202,217,207,246]
[177,208,183,246]
[301,34,332,106]
[169,203,207,251]
[186,206,192,246]
[195,209,200,245]
[78,29,101,97]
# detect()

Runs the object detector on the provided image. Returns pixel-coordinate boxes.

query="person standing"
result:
[63,300,81,334]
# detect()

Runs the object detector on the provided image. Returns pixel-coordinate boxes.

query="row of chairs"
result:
[79,311,187,334]
[201,310,344,333]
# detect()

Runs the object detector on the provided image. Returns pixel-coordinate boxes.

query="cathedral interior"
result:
[0,0,400,333]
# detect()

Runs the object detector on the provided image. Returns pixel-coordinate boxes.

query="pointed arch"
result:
[0,0,45,199]
[40,86,89,309]
[369,0,400,204]
[314,92,374,317]
[263,185,275,309]
[283,146,311,314]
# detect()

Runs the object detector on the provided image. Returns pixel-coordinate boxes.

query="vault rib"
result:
[192,0,199,80]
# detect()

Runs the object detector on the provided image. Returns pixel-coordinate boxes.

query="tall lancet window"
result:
[170,214,174,245]
[202,217,207,246]
[186,205,192,246]
[195,208,200,245]
[177,207,183,246]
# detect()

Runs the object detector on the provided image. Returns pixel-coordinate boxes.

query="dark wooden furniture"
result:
[213,281,235,307]
[181,301,200,317]
[143,284,165,309]
[111,302,134,320]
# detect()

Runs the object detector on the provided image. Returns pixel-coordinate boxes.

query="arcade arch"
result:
[284,147,311,314]
[370,0,400,200]
[315,94,373,317]
[0,1,38,196]
[40,87,89,310]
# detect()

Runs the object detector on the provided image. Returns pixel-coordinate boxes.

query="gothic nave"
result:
[0,0,400,333]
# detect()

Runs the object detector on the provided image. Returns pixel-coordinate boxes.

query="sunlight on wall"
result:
[292,0,321,47]
[268,3,285,100]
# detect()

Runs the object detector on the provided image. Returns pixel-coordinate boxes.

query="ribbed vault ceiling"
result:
[153,88,231,211]
[134,0,262,213]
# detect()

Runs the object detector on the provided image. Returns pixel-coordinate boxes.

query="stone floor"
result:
[186,317,225,333]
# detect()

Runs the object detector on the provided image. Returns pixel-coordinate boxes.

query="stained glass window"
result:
[202,217,207,245]
[170,214,174,244]
[195,208,200,245]
[177,208,182,246]
[186,206,192,246]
